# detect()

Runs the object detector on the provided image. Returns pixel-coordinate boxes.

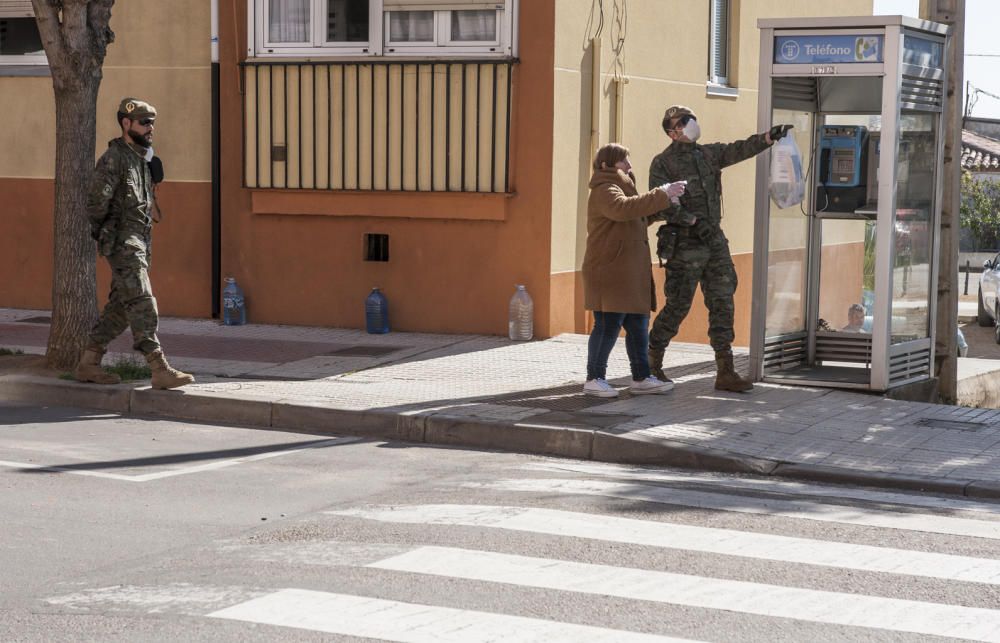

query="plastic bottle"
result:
[508,284,533,341]
[222,277,247,326]
[365,287,390,334]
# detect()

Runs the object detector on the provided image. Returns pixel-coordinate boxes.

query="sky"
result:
[873,0,1000,120]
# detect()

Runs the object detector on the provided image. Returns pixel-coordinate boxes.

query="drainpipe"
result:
[210,0,222,318]
[589,37,602,162]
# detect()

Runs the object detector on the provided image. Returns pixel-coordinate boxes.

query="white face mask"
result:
[143,146,154,162]
[682,119,701,142]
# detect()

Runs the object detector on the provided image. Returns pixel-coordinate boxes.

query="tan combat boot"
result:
[146,350,195,389]
[648,346,669,383]
[714,351,753,392]
[73,344,121,385]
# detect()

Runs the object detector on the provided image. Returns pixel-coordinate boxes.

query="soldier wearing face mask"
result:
[648,105,792,392]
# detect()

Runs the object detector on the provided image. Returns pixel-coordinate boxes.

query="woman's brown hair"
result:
[593,143,629,171]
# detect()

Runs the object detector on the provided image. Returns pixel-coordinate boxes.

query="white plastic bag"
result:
[769,135,805,209]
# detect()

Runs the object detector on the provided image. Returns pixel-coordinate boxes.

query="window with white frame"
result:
[708,0,729,85]
[0,1,46,65]
[252,0,514,57]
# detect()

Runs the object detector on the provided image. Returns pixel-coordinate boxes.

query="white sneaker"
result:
[629,376,674,395]
[583,378,619,398]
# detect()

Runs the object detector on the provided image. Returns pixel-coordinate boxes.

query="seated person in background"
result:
[842,303,867,332]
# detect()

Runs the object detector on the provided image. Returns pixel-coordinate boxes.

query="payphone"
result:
[750,16,949,393]
[817,125,870,213]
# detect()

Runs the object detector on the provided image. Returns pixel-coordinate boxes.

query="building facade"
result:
[0,0,873,345]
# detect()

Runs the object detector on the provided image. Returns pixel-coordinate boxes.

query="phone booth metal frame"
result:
[750,16,950,392]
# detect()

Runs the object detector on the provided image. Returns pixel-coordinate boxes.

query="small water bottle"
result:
[222,277,246,326]
[365,287,390,334]
[508,284,533,341]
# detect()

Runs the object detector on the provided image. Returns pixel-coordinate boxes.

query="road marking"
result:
[522,461,1000,515]
[46,583,268,614]
[368,546,1000,641]
[463,478,1000,540]
[329,504,1000,585]
[209,588,694,642]
[0,437,360,482]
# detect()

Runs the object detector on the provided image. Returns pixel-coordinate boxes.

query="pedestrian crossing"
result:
[49,460,1000,641]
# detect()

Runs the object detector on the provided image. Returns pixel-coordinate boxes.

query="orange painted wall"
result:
[0,179,53,310]
[0,178,210,317]
[219,3,556,336]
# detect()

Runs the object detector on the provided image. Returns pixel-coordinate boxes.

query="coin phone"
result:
[816,125,870,214]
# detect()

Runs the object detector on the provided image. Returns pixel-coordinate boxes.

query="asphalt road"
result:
[2,401,1000,642]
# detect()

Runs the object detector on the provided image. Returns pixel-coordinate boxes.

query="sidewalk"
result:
[2,307,1000,499]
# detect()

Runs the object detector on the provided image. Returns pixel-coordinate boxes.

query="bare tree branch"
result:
[31,0,67,70]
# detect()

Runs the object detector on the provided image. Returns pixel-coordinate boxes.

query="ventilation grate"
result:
[364,233,389,262]
[763,333,807,371]
[900,74,943,112]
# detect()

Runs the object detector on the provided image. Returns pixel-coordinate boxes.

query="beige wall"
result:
[550,0,875,275]
[0,0,210,180]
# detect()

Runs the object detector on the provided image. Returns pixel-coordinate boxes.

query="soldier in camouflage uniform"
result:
[648,105,792,392]
[73,98,194,390]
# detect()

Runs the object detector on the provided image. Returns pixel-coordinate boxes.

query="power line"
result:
[965,53,1000,57]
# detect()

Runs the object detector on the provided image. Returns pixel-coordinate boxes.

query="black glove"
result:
[148,156,164,184]
[768,124,793,141]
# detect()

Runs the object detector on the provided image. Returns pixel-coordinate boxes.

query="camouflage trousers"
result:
[88,236,161,354]
[649,233,737,354]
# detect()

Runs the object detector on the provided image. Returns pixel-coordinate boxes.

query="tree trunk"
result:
[45,83,100,370]
[32,0,116,371]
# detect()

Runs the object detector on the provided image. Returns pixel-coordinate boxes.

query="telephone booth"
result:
[749,16,950,392]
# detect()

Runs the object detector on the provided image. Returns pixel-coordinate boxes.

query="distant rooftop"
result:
[963,129,1000,171]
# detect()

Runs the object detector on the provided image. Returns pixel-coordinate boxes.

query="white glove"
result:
[659,181,687,199]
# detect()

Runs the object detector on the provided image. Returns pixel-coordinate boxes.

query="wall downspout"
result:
[210,0,222,318]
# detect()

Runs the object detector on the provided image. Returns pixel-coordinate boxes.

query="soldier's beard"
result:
[128,128,153,148]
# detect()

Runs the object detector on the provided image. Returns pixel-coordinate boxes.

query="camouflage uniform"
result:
[86,106,160,355]
[648,107,771,356]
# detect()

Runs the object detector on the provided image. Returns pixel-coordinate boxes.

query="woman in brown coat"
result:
[582,143,686,397]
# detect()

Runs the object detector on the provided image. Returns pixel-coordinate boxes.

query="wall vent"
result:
[365,233,389,262]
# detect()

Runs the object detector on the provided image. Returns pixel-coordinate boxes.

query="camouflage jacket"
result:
[648,133,771,229]
[86,138,154,250]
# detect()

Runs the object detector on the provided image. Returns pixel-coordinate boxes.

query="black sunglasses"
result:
[676,114,696,127]
[137,118,155,126]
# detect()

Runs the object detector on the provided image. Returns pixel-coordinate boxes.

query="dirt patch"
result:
[0,354,65,379]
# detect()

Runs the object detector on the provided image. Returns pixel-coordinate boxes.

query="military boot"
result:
[73,344,121,385]
[714,350,753,392]
[648,346,669,382]
[146,350,195,389]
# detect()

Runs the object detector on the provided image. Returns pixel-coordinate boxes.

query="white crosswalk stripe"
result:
[367,545,1000,641]
[208,588,698,642]
[464,477,1000,539]
[47,463,1000,642]
[329,504,1000,585]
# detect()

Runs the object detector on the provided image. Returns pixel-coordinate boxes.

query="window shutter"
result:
[711,0,729,81]
[0,0,34,18]
[383,0,504,10]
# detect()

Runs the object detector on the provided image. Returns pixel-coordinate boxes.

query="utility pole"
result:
[920,0,964,403]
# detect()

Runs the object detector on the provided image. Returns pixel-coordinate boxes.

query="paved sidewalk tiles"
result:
[2,307,1000,498]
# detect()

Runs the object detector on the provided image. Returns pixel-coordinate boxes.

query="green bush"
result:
[0,348,25,356]
[961,171,1000,252]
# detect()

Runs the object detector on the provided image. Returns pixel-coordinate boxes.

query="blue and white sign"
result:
[775,35,884,64]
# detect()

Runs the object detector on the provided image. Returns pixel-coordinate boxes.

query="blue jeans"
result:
[586,311,651,382]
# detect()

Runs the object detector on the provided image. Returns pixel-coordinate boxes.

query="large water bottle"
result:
[508,284,533,341]
[222,277,246,326]
[365,287,390,334]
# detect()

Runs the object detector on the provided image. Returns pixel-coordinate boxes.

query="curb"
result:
[3,374,1000,501]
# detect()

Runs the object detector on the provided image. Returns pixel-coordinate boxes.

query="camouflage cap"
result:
[661,104,695,132]
[118,97,157,120]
